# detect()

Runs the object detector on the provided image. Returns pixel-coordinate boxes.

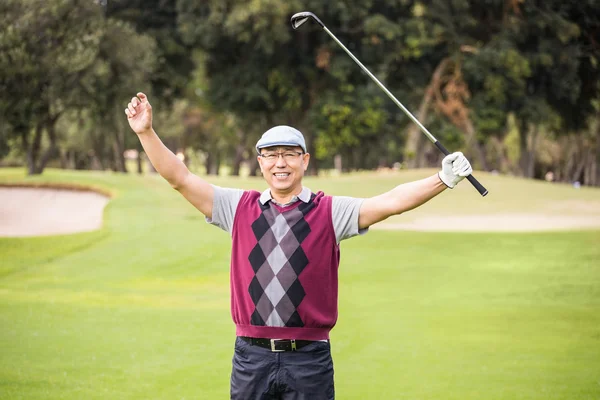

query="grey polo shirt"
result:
[207,186,367,243]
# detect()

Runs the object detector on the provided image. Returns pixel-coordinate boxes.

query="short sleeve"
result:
[205,185,244,235]
[331,196,368,243]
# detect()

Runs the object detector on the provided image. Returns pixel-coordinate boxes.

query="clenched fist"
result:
[125,92,153,135]
[438,152,473,188]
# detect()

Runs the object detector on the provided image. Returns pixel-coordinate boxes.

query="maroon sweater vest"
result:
[230,190,339,340]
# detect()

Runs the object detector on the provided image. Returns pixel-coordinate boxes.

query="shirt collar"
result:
[259,186,311,206]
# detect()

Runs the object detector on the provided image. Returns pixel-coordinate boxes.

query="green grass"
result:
[1,168,599,399]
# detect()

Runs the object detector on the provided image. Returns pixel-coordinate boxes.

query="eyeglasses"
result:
[259,151,304,162]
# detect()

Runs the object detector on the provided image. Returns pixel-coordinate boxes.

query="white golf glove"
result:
[438,152,473,188]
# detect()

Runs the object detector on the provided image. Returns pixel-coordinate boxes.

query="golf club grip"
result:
[434,141,488,197]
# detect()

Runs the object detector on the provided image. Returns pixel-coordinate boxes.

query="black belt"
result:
[239,336,317,352]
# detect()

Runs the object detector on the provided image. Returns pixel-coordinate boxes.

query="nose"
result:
[275,154,287,167]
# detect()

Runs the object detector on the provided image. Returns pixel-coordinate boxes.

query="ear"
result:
[257,155,264,172]
[302,153,310,171]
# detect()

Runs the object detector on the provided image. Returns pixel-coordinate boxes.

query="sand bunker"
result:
[0,187,109,237]
[0,186,598,236]
[374,213,600,232]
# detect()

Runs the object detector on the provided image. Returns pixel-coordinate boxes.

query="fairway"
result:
[1,168,599,400]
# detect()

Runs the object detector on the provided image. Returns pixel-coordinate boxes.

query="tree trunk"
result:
[112,128,127,173]
[404,58,451,168]
[572,153,587,183]
[594,115,600,186]
[340,148,349,172]
[518,122,540,179]
[205,150,220,175]
[248,154,259,176]
[351,148,359,171]
[560,139,576,183]
[34,119,59,174]
[489,136,509,173]
[463,119,489,171]
[60,150,67,169]
[20,128,31,174]
[518,120,531,177]
[584,149,594,186]
[334,154,342,173]
[212,152,221,175]
[88,128,106,170]
[204,152,212,175]
[63,150,76,170]
[526,125,539,178]
[112,141,125,172]
[299,122,318,176]
[424,143,442,168]
[307,143,319,175]
[358,148,368,170]
[137,151,143,174]
[27,123,44,175]
[231,142,245,176]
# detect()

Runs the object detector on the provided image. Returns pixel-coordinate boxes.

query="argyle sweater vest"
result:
[230,190,339,341]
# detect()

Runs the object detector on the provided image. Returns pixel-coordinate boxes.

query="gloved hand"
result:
[438,152,473,188]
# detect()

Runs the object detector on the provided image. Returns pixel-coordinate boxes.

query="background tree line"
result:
[1,0,598,185]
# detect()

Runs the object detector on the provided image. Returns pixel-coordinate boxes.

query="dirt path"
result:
[0,187,109,237]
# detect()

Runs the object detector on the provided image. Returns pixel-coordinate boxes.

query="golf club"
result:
[291,11,488,197]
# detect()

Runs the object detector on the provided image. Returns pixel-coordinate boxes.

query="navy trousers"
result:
[230,337,335,400]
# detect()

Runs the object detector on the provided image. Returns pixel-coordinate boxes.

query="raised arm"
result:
[125,93,215,218]
[358,153,472,229]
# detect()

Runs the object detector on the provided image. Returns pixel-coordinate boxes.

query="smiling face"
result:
[257,146,310,200]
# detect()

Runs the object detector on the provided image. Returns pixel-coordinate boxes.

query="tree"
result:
[106,0,195,104]
[177,0,418,172]
[0,0,104,174]
[0,0,158,174]
[463,0,600,178]
[80,18,157,172]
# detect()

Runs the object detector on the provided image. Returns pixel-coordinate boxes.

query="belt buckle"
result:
[270,339,284,352]
[270,339,296,352]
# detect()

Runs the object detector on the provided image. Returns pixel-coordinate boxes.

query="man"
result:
[125,92,472,399]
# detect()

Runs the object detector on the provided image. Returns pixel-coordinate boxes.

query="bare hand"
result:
[125,92,153,135]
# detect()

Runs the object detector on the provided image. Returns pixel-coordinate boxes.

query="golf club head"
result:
[291,11,324,29]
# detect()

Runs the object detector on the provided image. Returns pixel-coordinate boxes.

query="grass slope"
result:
[1,168,599,400]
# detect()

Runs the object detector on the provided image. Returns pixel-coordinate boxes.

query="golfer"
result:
[125,92,472,399]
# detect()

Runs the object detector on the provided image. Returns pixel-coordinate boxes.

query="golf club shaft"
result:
[323,27,437,144]
[297,13,488,196]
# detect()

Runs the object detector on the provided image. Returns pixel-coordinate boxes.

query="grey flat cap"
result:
[255,125,307,154]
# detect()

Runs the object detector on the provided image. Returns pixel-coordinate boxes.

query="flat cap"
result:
[255,125,307,154]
